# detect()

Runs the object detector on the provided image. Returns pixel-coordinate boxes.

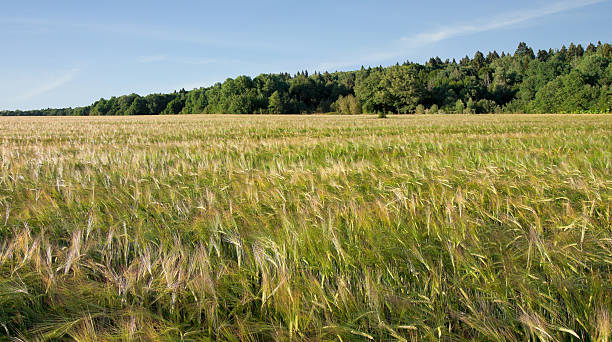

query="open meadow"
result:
[0,114,611,341]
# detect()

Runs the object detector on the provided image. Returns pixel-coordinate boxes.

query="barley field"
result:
[0,114,611,341]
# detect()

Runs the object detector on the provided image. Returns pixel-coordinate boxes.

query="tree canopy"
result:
[2,42,610,116]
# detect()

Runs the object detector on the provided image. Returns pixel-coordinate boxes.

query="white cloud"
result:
[138,55,168,63]
[0,17,49,25]
[316,0,608,70]
[186,58,218,65]
[0,17,278,51]
[136,56,246,66]
[401,0,608,46]
[15,68,80,102]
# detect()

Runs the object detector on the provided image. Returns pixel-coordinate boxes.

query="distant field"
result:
[1,114,611,341]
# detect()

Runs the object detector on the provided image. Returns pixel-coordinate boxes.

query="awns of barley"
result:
[0,114,610,341]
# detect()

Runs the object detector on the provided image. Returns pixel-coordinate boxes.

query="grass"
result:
[0,114,610,341]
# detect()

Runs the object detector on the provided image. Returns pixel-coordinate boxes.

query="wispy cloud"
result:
[0,17,278,51]
[401,0,607,45]
[316,0,608,70]
[0,17,50,26]
[138,55,168,63]
[185,58,218,65]
[135,56,248,66]
[15,68,79,102]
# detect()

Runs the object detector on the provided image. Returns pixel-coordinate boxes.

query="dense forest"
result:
[2,42,610,115]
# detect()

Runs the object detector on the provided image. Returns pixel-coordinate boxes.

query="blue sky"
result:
[1,0,610,110]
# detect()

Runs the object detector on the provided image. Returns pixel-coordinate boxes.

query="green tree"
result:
[576,55,609,86]
[533,71,600,113]
[415,104,425,114]
[125,97,149,115]
[455,99,465,114]
[466,98,475,114]
[347,95,362,114]
[472,51,486,71]
[117,94,138,115]
[428,104,439,114]
[73,106,90,116]
[476,99,497,113]
[332,94,361,114]
[268,91,285,114]
[163,97,185,114]
[90,99,109,116]
[182,89,207,114]
[3,41,609,116]
[515,42,535,59]
[145,94,174,114]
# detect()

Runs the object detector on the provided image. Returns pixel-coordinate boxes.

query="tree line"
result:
[2,42,610,116]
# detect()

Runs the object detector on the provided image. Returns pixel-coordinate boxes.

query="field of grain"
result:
[0,114,611,341]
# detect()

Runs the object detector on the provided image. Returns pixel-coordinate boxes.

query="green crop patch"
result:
[0,114,610,341]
